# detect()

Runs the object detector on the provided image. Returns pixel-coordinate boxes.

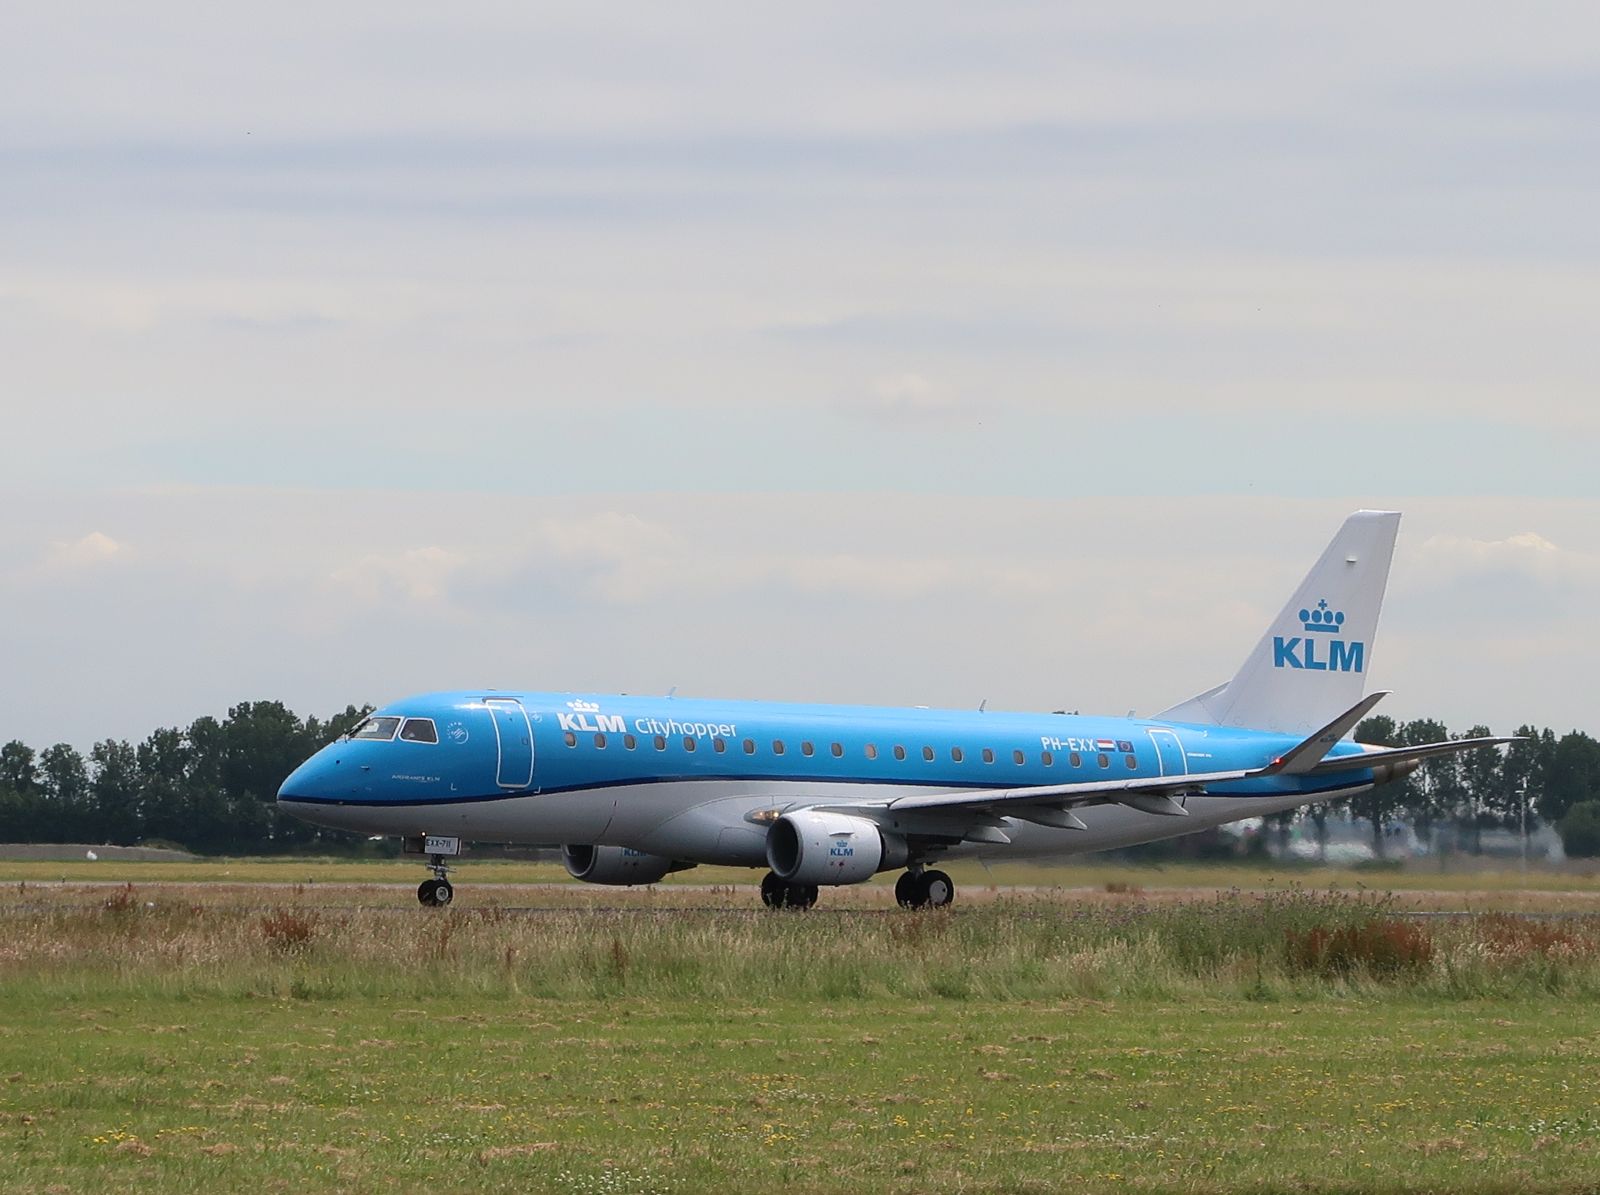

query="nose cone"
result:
[277,749,340,811]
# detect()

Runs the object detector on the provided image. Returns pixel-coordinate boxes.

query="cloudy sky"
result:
[3,2,1597,749]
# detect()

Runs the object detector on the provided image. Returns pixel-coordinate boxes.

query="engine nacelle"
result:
[562,844,693,886]
[765,811,907,886]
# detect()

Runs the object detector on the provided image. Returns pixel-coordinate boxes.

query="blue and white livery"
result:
[278,512,1511,908]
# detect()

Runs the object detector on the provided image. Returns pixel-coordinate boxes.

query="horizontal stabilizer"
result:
[1265,691,1390,776]
[1311,735,1521,776]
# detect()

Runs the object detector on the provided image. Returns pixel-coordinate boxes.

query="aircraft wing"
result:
[876,767,1258,820]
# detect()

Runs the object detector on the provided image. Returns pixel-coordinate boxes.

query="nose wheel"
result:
[895,868,954,909]
[417,854,454,907]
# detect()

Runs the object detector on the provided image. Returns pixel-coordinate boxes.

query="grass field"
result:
[5,876,1600,1193]
[4,854,1600,900]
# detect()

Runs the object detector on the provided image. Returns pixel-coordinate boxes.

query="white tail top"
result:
[1159,511,1401,736]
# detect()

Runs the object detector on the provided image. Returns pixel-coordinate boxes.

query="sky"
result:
[3,2,1598,749]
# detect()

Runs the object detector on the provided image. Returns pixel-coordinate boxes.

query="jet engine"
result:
[765,811,907,886]
[561,844,694,885]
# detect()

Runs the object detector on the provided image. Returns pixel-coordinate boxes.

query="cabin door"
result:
[485,698,536,790]
[1146,728,1188,777]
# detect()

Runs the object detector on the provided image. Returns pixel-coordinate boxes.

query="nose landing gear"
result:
[417,854,454,907]
[895,867,955,909]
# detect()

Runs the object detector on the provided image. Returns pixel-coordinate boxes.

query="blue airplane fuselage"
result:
[278,690,1376,864]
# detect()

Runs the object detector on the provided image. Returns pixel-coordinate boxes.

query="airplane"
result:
[277,511,1514,909]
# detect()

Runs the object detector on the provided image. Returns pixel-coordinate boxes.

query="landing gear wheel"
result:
[417,878,454,907]
[760,872,819,910]
[760,871,787,909]
[895,871,921,908]
[921,869,955,908]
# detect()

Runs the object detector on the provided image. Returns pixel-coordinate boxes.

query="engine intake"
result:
[562,844,694,886]
[766,811,906,886]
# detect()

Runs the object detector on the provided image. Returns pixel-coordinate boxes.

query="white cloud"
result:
[40,531,125,572]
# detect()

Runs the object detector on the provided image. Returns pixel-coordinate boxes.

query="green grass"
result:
[5,992,1597,1194]
[4,854,1599,898]
[4,888,1600,1191]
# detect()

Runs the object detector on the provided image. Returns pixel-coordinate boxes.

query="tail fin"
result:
[1157,511,1401,736]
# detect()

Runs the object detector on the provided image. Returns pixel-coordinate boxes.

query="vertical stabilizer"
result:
[1158,511,1400,736]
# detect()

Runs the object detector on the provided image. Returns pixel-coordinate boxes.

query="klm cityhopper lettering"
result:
[557,700,627,735]
[1272,599,1365,674]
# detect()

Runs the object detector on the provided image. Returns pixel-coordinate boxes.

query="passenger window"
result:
[653,735,667,750]
[1013,750,1025,765]
[624,734,637,750]
[564,732,577,748]
[743,739,756,754]
[1125,754,1138,770]
[801,741,814,757]
[831,742,843,758]
[921,746,934,762]
[1042,750,1054,766]
[683,736,697,752]
[951,747,964,763]
[713,737,726,753]
[982,748,994,764]
[773,740,786,755]
[893,745,906,761]
[593,733,607,748]
[1098,753,1110,768]
[865,744,878,760]
[399,718,438,744]
[1070,751,1081,767]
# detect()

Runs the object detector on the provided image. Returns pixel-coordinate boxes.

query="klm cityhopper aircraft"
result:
[278,511,1511,908]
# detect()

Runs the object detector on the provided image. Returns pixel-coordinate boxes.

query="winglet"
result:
[1263,691,1390,776]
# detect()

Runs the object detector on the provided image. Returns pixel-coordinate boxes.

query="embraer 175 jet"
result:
[278,511,1511,909]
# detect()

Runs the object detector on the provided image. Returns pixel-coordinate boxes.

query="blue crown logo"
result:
[1298,598,1346,634]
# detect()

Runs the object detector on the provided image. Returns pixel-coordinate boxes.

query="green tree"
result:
[1538,732,1600,824]
[1399,718,1457,848]
[1,741,38,796]
[37,743,91,842]
[1456,725,1503,854]
[89,739,141,844]
[1352,715,1410,854]
[1557,801,1600,859]
[136,727,193,847]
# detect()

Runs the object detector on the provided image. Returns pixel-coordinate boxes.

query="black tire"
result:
[787,884,819,910]
[895,871,923,908]
[434,880,454,907]
[760,871,787,909]
[417,879,439,906]
[922,869,955,908]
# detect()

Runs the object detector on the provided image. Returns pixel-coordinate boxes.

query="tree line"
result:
[2,703,1600,856]
[0,701,371,854]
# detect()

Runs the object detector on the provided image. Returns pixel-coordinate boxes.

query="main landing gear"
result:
[760,871,819,910]
[895,868,955,910]
[417,854,454,907]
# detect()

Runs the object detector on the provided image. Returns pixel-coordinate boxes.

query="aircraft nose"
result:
[278,752,338,806]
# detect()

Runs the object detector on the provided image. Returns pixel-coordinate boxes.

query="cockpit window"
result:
[400,718,438,744]
[350,716,402,741]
